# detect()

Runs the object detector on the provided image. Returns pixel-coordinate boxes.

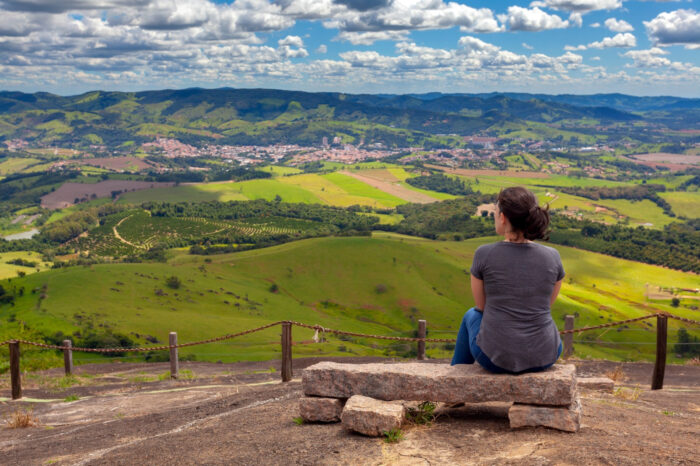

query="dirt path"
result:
[1,359,698,465]
[112,215,144,250]
[340,171,438,204]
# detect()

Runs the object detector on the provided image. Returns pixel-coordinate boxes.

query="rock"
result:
[508,396,581,433]
[303,362,576,406]
[578,377,614,393]
[299,397,344,423]
[341,395,405,437]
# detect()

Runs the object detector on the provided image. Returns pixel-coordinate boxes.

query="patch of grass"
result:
[604,365,626,383]
[661,410,675,416]
[613,385,642,401]
[405,401,437,426]
[4,408,39,428]
[63,394,80,402]
[382,428,404,443]
[293,416,305,425]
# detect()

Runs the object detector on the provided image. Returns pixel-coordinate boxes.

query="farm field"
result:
[2,233,697,369]
[41,180,174,209]
[0,157,41,175]
[0,251,52,279]
[659,191,700,218]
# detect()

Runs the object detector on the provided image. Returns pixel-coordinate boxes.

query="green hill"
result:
[1,233,697,371]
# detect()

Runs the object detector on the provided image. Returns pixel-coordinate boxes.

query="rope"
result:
[2,313,698,352]
[8,321,285,353]
[289,321,456,343]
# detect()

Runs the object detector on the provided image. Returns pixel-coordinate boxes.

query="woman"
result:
[451,186,564,374]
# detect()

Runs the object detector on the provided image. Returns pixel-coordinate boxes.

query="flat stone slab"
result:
[341,395,405,437]
[578,377,614,393]
[509,395,581,433]
[299,397,344,423]
[303,362,576,406]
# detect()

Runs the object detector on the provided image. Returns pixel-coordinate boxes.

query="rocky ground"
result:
[1,358,698,465]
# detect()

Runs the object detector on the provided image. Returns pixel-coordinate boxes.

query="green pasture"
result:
[0,251,52,279]
[659,191,700,218]
[322,172,406,207]
[0,157,41,175]
[595,199,677,227]
[262,166,302,176]
[1,233,697,370]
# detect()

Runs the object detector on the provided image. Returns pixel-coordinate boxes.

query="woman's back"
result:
[471,241,564,372]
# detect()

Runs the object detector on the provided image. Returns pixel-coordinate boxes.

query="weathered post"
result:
[63,339,73,376]
[651,315,667,390]
[563,315,575,358]
[10,341,21,400]
[417,320,426,360]
[281,322,292,382]
[169,332,179,380]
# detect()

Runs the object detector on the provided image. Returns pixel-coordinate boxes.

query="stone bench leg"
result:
[299,396,345,423]
[508,395,581,433]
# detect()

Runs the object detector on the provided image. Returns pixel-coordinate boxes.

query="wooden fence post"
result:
[63,339,73,376]
[169,332,179,380]
[651,315,667,390]
[417,320,426,360]
[563,315,574,359]
[10,341,21,400]
[281,322,292,382]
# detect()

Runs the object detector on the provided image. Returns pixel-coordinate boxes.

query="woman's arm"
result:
[550,279,563,308]
[471,275,485,311]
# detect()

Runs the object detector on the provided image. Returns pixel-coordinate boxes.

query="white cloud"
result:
[567,32,636,49]
[315,44,327,54]
[278,35,304,48]
[644,9,700,48]
[522,42,534,50]
[335,30,409,45]
[590,22,600,27]
[623,47,670,67]
[530,0,623,13]
[604,17,633,32]
[501,6,569,32]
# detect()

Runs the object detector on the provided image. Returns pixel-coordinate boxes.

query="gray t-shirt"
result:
[471,241,564,373]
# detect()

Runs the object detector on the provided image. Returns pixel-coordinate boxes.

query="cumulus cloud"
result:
[604,17,633,32]
[324,0,503,43]
[644,9,700,48]
[529,0,622,13]
[315,44,327,54]
[566,32,636,49]
[332,0,390,11]
[335,30,409,44]
[501,6,569,31]
[623,47,670,67]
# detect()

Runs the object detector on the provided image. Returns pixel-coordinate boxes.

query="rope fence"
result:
[3,312,699,399]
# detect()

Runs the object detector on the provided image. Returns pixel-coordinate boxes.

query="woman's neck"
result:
[504,231,529,243]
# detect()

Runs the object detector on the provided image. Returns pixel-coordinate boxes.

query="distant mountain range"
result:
[0,88,697,149]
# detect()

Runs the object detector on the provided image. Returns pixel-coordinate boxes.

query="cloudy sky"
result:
[1,0,699,96]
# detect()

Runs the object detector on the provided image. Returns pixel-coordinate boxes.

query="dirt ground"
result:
[1,358,698,465]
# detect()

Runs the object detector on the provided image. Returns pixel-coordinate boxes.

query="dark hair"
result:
[497,187,550,240]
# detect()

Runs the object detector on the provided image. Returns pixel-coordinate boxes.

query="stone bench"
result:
[299,362,581,433]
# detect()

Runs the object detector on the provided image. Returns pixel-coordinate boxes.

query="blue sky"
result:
[0,0,698,96]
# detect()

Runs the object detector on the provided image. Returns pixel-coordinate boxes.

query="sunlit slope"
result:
[4,233,697,363]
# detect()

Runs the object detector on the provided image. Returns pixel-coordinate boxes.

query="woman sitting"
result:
[452,186,564,374]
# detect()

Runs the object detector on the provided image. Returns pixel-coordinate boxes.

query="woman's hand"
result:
[550,279,563,308]
[471,275,486,311]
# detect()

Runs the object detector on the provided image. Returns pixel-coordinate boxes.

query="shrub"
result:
[375,284,388,294]
[165,276,181,289]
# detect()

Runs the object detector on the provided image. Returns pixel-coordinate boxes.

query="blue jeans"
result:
[451,307,563,374]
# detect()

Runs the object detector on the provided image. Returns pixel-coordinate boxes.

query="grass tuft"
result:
[63,394,80,402]
[4,408,39,428]
[382,428,404,443]
[292,416,305,425]
[405,401,437,426]
[614,385,642,401]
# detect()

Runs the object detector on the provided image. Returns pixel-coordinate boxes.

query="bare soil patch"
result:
[341,171,438,204]
[1,358,698,465]
[630,153,699,164]
[427,164,550,179]
[41,180,174,209]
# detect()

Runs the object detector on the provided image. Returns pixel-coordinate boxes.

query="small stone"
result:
[578,377,614,393]
[508,396,581,433]
[341,395,405,437]
[299,397,344,423]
